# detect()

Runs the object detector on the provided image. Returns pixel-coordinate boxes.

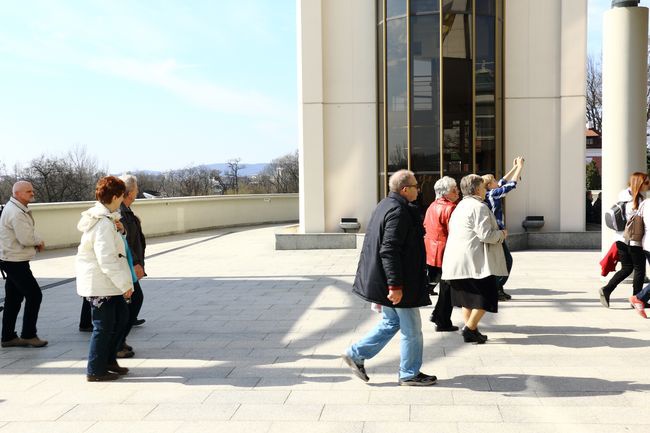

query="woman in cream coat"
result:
[442,174,507,344]
[76,176,133,382]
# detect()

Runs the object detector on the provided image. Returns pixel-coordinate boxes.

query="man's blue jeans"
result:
[347,306,423,380]
[87,296,129,376]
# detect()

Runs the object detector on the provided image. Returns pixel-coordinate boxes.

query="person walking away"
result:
[423,176,460,332]
[342,170,436,386]
[599,172,649,308]
[482,157,524,301]
[442,174,508,344]
[0,181,48,348]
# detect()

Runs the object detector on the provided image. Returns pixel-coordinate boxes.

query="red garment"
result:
[599,242,619,276]
[423,197,457,267]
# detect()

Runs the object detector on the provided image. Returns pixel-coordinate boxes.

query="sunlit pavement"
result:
[0,225,648,432]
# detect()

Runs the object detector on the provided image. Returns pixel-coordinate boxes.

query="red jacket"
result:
[423,197,457,267]
[599,242,619,277]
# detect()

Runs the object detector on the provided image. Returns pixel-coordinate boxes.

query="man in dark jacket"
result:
[342,170,436,386]
[116,174,146,357]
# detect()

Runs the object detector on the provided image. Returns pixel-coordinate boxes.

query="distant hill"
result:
[202,163,268,176]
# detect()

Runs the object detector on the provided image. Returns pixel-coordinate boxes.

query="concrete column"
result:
[601,5,648,252]
[559,0,587,232]
[297,0,326,233]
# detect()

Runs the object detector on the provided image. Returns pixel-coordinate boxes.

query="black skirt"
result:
[449,276,498,313]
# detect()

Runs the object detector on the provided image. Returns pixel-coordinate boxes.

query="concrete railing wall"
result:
[29,194,299,249]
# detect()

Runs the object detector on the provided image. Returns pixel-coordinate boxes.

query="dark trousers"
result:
[496,241,513,291]
[122,281,143,343]
[427,266,453,326]
[603,241,645,296]
[633,251,650,303]
[87,296,129,376]
[80,281,144,336]
[0,261,42,342]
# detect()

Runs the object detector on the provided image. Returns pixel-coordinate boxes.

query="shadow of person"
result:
[440,374,650,396]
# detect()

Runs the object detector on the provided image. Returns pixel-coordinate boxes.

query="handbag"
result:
[623,201,645,243]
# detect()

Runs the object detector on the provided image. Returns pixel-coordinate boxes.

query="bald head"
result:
[12,181,35,206]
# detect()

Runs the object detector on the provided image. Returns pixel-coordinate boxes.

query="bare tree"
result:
[586,54,602,134]
[226,158,245,194]
[261,150,299,193]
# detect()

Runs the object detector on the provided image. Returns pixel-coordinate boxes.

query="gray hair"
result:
[12,180,32,196]
[434,176,457,199]
[388,169,415,193]
[119,174,138,195]
[459,174,484,196]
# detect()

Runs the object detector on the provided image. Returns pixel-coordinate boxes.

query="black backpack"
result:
[605,201,627,231]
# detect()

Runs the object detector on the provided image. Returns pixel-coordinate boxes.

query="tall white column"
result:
[601,5,648,252]
[297,0,326,233]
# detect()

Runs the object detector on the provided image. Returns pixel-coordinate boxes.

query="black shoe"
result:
[599,287,610,308]
[399,372,437,386]
[342,354,369,382]
[475,328,488,341]
[462,326,486,344]
[435,324,459,332]
[122,342,133,352]
[107,363,129,375]
[498,288,511,301]
[86,372,120,382]
[134,318,146,327]
[79,326,93,332]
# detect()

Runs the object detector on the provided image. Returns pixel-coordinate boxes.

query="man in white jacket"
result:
[0,181,48,348]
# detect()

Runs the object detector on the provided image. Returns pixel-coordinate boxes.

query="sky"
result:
[0,1,646,173]
[0,0,297,173]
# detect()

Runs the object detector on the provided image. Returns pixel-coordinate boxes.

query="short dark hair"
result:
[95,176,126,205]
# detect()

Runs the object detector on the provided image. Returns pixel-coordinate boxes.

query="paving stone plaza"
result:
[0,225,649,432]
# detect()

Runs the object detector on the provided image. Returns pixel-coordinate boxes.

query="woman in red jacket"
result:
[424,176,460,332]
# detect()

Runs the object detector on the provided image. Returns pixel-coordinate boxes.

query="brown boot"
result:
[22,337,48,348]
[1,337,29,348]
[86,372,120,382]
[107,363,129,375]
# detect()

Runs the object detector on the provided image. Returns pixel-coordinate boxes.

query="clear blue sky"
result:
[588,0,650,56]
[0,0,297,173]
[0,1,646,173]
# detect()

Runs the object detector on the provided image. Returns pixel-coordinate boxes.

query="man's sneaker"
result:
[599,287,610,308]
[629,296,647,319]
[1,337,28,348]
[134,318,146,327]
[117,349,135,359]
[497,288,511,301]
[341,354,369,382]
[22,337,48,348]
[399,372,437,386]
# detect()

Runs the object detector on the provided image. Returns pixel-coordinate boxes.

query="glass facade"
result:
[377,0,503,207]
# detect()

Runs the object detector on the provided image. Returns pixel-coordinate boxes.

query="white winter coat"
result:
[442,195,508,280]
[75,202,133,297]
[0,198,42,262]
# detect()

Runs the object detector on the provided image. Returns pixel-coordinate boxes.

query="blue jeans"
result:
[496,241,513,290]
[347,306,423,380]
[87,296,129,376]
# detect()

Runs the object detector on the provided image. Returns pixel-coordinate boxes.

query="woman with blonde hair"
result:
[599,171,649,309]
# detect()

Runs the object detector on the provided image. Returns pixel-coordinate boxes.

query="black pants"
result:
[427,266,453,326]
[0,261,42,342]
[603,241,645,296]
[80,281,143,340]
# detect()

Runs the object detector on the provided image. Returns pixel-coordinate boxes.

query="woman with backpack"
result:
[599,172,650,308]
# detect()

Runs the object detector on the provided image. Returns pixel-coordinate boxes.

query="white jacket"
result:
[0,198,43,262]
[442,195,508,280]
[75,202,133,297]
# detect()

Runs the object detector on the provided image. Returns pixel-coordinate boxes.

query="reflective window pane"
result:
[387,0,406,18]
[378,23,385,179]
[475,13,496,174]
[411,0,439,14]
[387,17,408,172]
[476,0,496,16]
[410,13,440,173]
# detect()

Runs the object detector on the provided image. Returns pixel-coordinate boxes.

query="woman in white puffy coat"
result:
[76,176,133,382]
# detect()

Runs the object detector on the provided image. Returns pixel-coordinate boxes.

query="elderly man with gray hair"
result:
[0,181,48,348]
[342,169,436,386]
[442,174,508,344]
[424,176,460,332]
